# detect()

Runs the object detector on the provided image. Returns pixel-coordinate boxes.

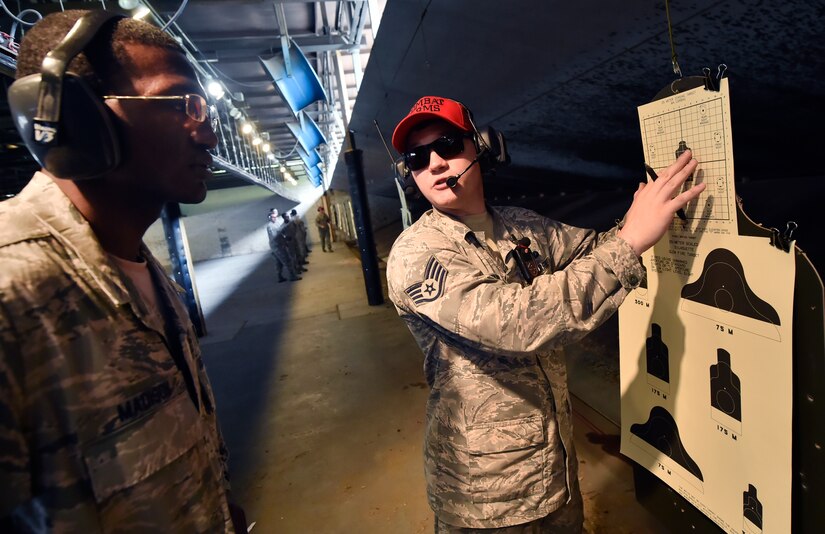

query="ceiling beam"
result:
[190,32,366,53]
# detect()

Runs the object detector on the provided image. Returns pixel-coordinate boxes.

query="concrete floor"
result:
[194,245,671,533]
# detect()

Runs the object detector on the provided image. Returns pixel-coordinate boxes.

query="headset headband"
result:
[35,11,123,126]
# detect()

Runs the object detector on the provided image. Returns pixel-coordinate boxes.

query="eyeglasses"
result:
[103,93,218,130]
[403,132,471,171]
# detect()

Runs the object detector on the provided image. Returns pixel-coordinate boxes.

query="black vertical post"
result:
[161,202,207,336]
[344,130,384,306]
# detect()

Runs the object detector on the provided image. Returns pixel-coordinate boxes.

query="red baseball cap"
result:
[391,96,473,152]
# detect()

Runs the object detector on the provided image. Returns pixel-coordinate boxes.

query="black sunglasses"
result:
[404,132,471,171]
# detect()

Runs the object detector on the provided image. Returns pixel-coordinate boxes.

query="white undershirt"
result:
[459,210,502,263]
[109,254,162,320]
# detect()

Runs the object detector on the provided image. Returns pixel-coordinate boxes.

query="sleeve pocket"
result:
[83,393,205,503]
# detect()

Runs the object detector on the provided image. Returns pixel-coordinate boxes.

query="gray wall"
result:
[144,185,299,265]
[144,185,405,270]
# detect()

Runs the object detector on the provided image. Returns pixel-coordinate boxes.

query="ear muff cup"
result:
[474,125,510,173]
[8,73,121,180]
[393,158,420,198]
[7,10,124,180]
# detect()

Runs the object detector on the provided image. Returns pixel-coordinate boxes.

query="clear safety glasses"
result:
[103,93,218,130]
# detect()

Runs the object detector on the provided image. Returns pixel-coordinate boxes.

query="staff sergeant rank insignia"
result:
[405,256,448,306]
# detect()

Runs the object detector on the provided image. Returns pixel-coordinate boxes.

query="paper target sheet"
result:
[620,80,795,534]
[639,79,738,236]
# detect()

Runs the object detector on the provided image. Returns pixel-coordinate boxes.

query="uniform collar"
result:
[18,172,134,307]
[425,204,516,242]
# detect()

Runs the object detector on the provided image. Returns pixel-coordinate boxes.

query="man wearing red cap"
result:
[386,96,704,532]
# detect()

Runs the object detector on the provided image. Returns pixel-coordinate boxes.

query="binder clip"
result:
[769,221,797,253]
[703,64,727,92]
[716,63,728,83]
[703,67,716,91]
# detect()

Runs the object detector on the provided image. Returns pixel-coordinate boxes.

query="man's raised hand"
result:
[617,149,706,256]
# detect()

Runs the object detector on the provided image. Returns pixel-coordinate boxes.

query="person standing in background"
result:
[281,212,306,274]
[315,206,334,253]
[267,211,302,283]
[290,208,310,260]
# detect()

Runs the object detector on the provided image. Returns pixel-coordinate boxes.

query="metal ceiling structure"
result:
[338,0,825,207]
[2,0,824,247]
[0,0,383,200]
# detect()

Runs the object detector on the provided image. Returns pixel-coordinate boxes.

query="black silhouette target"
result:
[710,349,742,420]
[630,406,704,482]
[681,248,780,324]
[646,323,670,383]
[743,484,763,532]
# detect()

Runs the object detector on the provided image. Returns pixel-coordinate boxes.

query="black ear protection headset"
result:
[393,101,510,197]
[7,11,125,180]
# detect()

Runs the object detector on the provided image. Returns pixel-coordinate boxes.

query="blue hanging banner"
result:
[296,144,321,168]
[306,163,323,187]
[259,40,327,115]
[286,110,327,153]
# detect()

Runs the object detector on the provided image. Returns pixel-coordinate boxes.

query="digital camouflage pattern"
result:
[434,484,583,534]
[267,220,300,281]
[280,218,303,269]
[315,211,332,252]
[0,173,234,533]
[291,215,309,259]
[386,205,643,529]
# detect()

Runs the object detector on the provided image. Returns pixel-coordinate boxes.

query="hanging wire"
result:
[270,140,300,160]
[665,0,682,78]
[0,1,42,26]
[160,0,189,32]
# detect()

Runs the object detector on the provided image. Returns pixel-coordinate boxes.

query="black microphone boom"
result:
[446,153,482,188]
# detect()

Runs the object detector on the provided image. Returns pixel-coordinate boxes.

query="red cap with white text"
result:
[391,96,472,152]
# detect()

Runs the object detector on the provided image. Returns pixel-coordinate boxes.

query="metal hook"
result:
[672,60,683,79]
[670,79,681,94]
[716,63,728,81]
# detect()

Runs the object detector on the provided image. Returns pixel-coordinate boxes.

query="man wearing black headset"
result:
[386,96,705,532]
[0,10,244,533]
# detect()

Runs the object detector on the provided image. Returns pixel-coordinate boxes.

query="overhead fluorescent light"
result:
[207,81,225,99]
[133,6,151,19]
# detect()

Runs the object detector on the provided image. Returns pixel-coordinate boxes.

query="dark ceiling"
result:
[2,0,823,214]
[338,0,825,205]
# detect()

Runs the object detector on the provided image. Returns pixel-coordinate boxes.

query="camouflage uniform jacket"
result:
[293,217,307,240]
[266,220,288,251]
[281,220,298,244]
[386,205,643,528]
[315,212,331,230]
[0,173,234,533]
